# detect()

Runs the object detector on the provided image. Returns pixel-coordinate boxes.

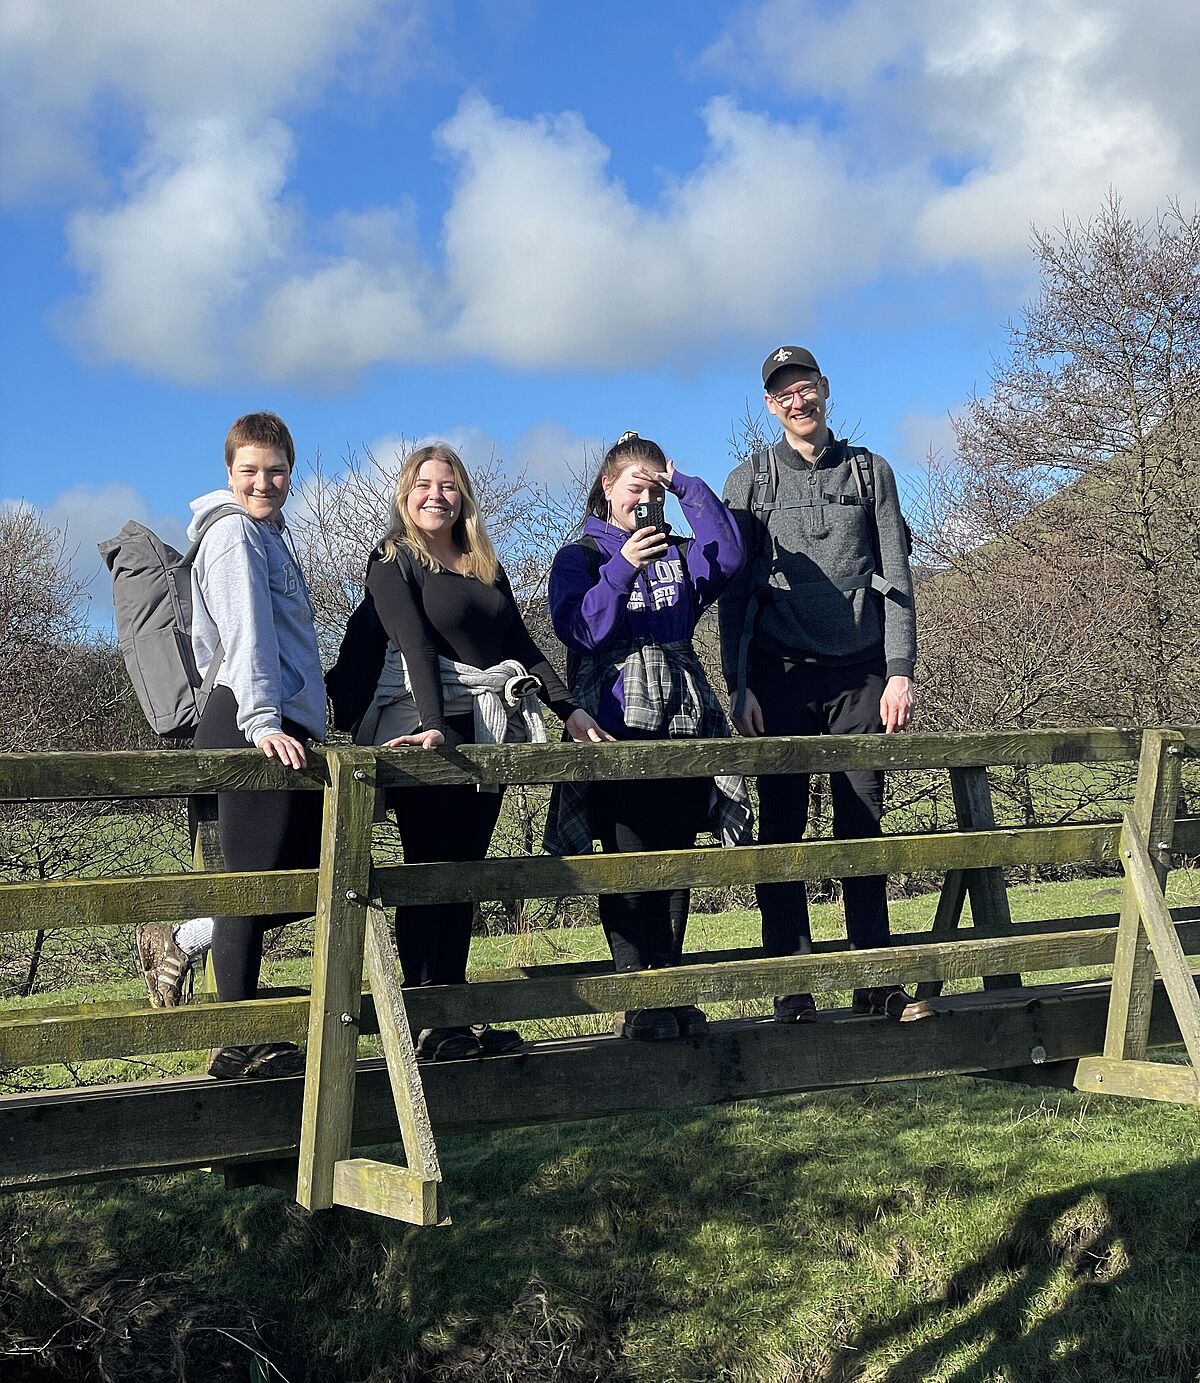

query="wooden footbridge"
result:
[2,727,1199,1225]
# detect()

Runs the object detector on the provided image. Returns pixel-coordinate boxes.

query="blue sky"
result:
[2,0,1198,623]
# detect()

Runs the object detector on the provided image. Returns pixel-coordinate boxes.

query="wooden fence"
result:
[1,726,1199,1224]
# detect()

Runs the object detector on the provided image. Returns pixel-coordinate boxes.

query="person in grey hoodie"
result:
[186,411,325,1079]
[719,347,933,1025]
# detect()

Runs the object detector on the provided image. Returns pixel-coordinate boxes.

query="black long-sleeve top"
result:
[366,548,575,745]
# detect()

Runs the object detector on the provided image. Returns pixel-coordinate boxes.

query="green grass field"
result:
[3,876,1200,1380]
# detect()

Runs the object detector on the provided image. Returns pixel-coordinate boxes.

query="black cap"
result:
[762,346,821,390]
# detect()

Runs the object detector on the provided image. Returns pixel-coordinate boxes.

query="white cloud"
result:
[63,118,295,382]
[705,0,1200,268]
[511,421,602,485]
[355,427,507,474]
[12,0,1200,385]
[0,0,389,201]
[437,94,911,368]
[2,482,189,626]
[892,409,960,471]
[254,210,433,384]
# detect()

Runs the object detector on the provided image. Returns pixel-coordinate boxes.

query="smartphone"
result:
[634,498,667,533]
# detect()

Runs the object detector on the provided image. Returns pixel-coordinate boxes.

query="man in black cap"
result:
[718,346,931,1023]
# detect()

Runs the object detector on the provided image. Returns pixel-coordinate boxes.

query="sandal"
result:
[614,1008,680,1041]
[208,1042,307,1079]
[415,1027,484,1061]
[670,1005,709,1037]
[852,986,936,1023]
[137,923,194,1008]
[470,1024,523,1056]
[773,993,818,1024]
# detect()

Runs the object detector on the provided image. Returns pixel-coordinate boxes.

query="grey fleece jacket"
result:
[718,437,916,686]
[188,489,326,746]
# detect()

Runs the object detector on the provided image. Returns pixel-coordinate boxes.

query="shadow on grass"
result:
[823,1161,1200,1383]
[3,1080,1200,1381]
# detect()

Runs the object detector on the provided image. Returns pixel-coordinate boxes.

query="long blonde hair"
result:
[379,444,499,585]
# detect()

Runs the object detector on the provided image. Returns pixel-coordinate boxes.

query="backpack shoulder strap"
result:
[747,444,778,515]
[845,445,875,508]
[181,503,249,710]
[179,503,246,567]
[576,532,603,575]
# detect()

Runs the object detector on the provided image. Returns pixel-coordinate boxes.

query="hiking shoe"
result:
[415,1027,484,1061]
[773,993,818,1024]
[470,1024,523,1056]
[137,923,193,1008]
[852,986,936,1023]
[670,1005,709,1037]
[207,1042,307,1079]
[614,1008,680,1041]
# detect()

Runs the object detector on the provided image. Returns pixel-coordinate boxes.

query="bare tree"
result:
[0,507,188,998]
[917,195,1200,730]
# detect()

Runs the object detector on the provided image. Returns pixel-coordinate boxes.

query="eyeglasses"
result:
[769,383,822,406]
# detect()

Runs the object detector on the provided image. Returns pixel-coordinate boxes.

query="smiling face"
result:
[764,366,830,452]
[227,444,291,521]
[601,458,666,533]
[404,458,462,541]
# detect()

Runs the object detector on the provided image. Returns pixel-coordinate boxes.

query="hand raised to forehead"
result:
[629,460,675,491]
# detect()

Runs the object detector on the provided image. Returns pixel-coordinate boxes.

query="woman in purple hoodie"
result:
[547,432,751,1042]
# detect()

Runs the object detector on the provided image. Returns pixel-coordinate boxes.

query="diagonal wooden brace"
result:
[1078,807,1200,1107]
[345,903,448,1226]
[1121,815,1200,1070]
[1103,730,1184,1063]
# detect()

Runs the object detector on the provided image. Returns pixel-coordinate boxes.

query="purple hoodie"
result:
[549,470,745,733]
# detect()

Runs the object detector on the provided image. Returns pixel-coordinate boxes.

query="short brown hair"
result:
[224,412,296,471]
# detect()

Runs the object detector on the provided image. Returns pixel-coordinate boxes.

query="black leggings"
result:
[386,782,505,987]
[751,652,889,955]
[189,686,323,1003]
[588,775,710,972]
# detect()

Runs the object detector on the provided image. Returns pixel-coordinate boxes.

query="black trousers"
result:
[386,782,505,988]
[588,775,710,973]
[751,651,889,955]
[190,686,323,1003]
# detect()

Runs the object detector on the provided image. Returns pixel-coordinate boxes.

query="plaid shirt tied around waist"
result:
[544,639,753,856]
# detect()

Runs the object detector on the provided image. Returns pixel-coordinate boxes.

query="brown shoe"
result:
[137,923,194,1008]
[773,993,818,1024]
[852,986,936,1022]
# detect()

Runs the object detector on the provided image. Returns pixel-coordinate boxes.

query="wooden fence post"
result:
[916,765,1018,999]
[296,748,375,1211]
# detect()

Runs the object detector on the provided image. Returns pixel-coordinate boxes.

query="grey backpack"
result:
[99,504,243,738]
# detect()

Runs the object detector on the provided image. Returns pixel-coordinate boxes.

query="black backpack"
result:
[325,583,388,736]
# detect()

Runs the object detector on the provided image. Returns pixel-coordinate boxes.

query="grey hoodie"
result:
[188,489,326,745]
[718,437,916,685]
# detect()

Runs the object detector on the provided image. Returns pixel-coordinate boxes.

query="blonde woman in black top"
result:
[358,443,609,1061]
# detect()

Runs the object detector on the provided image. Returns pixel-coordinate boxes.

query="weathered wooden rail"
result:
[2,727,1199,1225]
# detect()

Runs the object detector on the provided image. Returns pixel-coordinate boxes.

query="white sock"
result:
[174,916,214,959]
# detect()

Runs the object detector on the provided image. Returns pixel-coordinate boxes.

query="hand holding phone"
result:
[633,498,667,533]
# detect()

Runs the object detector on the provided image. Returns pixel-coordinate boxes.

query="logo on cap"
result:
[773,349,793,363]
